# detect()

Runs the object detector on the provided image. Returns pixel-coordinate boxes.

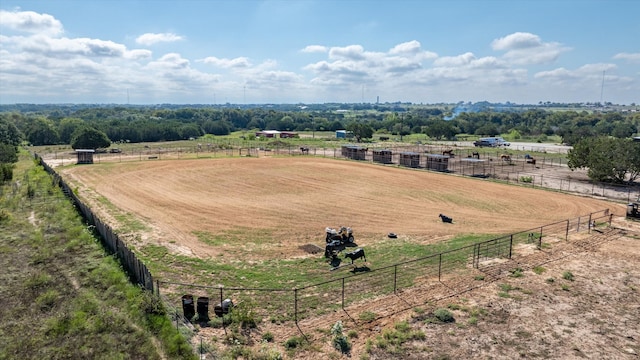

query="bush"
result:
[262,331,274,342]
[284,336,303,349]
[331,321,352,354]
[563,271,574,281]
[359,311,377,322]
[434,308,455,323]
[519,176,533,183]
[230,300,259,328]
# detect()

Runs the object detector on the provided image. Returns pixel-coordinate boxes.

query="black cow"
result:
[439,214,453,223]
[344,248,366,264]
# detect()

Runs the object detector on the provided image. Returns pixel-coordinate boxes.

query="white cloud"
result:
[0,10,63,36]
[301,45,327,53]
[147,53,190,70]
[491,32,542,50]
[389,40,421,55]
[200,56,251,68]
[434,52,476,67]
[613,52,640,62]
[492,32,570,65]
[329,45,366,61]
[135,32,184,46]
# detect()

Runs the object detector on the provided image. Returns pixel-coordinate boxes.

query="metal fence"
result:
[159,209,613,339]
[34,152,154,291]
[37,140,639,203]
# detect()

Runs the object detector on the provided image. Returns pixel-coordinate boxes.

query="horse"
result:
[300,146,309,154]
[439,214,453,223]
[472,152,480,159]
[442,149,454,157]
[500,154,511,162]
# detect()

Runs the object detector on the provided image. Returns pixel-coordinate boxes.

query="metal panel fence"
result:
[34,152,154,291]
[37,140,640,203]
[158,209,612,337]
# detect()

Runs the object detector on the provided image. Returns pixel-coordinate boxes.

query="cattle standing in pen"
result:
[344,248,366,264]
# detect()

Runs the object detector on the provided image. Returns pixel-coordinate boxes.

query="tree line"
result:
[1,105,639,183]
[2,105,638,146]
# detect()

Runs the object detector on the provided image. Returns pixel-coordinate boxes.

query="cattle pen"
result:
[156,209,614,339]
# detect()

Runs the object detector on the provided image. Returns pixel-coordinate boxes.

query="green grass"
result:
[0,151,195,360]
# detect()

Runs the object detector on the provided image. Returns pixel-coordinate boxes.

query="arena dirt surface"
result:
[58,156,639,359]
[60,157,622,261]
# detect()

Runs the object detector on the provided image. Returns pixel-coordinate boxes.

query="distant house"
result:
[633,136,640,142]
[255,130,280,138]
[336,130,354,139]
[255,130,299,138]
[75,149,95,164]
[280,131,299,138]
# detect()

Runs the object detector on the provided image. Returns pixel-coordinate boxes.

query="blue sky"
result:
[1,0,638,105]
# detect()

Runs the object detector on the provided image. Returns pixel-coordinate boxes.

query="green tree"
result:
[70,127,111,150]
[568,137,640,183]
[0,116,23,146]
[58,117,86,144]
[26,118,59,145]
[611,122,636,139]
[425,120,456,140]
[346,122,373,143]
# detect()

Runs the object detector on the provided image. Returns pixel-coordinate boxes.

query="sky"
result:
[0,0,638,105]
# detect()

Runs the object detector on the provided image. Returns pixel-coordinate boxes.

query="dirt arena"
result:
[60,156,621,261]
[58,156,640,358]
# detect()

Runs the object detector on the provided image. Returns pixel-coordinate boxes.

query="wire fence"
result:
[36,140,640,203]
[159,208,613,343]
[34,152,154,292]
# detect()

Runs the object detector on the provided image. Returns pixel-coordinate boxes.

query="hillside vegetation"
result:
[0,151,195,360]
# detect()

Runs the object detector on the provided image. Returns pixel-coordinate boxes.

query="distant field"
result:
[59,157,620,284]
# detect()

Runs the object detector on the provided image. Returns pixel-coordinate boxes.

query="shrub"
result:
[563,271,574,281]
[510,268,524,278]
[434,308,455,323]
[519,176,533,183]
[359,311,377,322]
[231,300,259,328]
[533,266,546,275]
[262,331,274,342]
[331,321,352,354]
[284,336,303,349]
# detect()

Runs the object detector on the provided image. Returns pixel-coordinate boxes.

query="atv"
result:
[325,226,354,244]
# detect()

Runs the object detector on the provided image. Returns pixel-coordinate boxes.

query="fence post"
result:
[219,287,225,333]
[588,214,593,233]
[509,235,513,259]
[341,278,345,309]
[538,226,543,249]
[393,265,397,294]
[565,219,569,241]
[294,288,298,325]
[438,253,442,282]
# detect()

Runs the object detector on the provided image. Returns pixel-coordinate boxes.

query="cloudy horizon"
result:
[1,1,638,105]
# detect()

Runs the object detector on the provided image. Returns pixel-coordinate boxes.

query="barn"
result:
[399,152,420,168]
[372,149,393,164]
[255,130,279,138]
[279,131,299,138]
[426,154,449,172]
[75,149,95,164]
